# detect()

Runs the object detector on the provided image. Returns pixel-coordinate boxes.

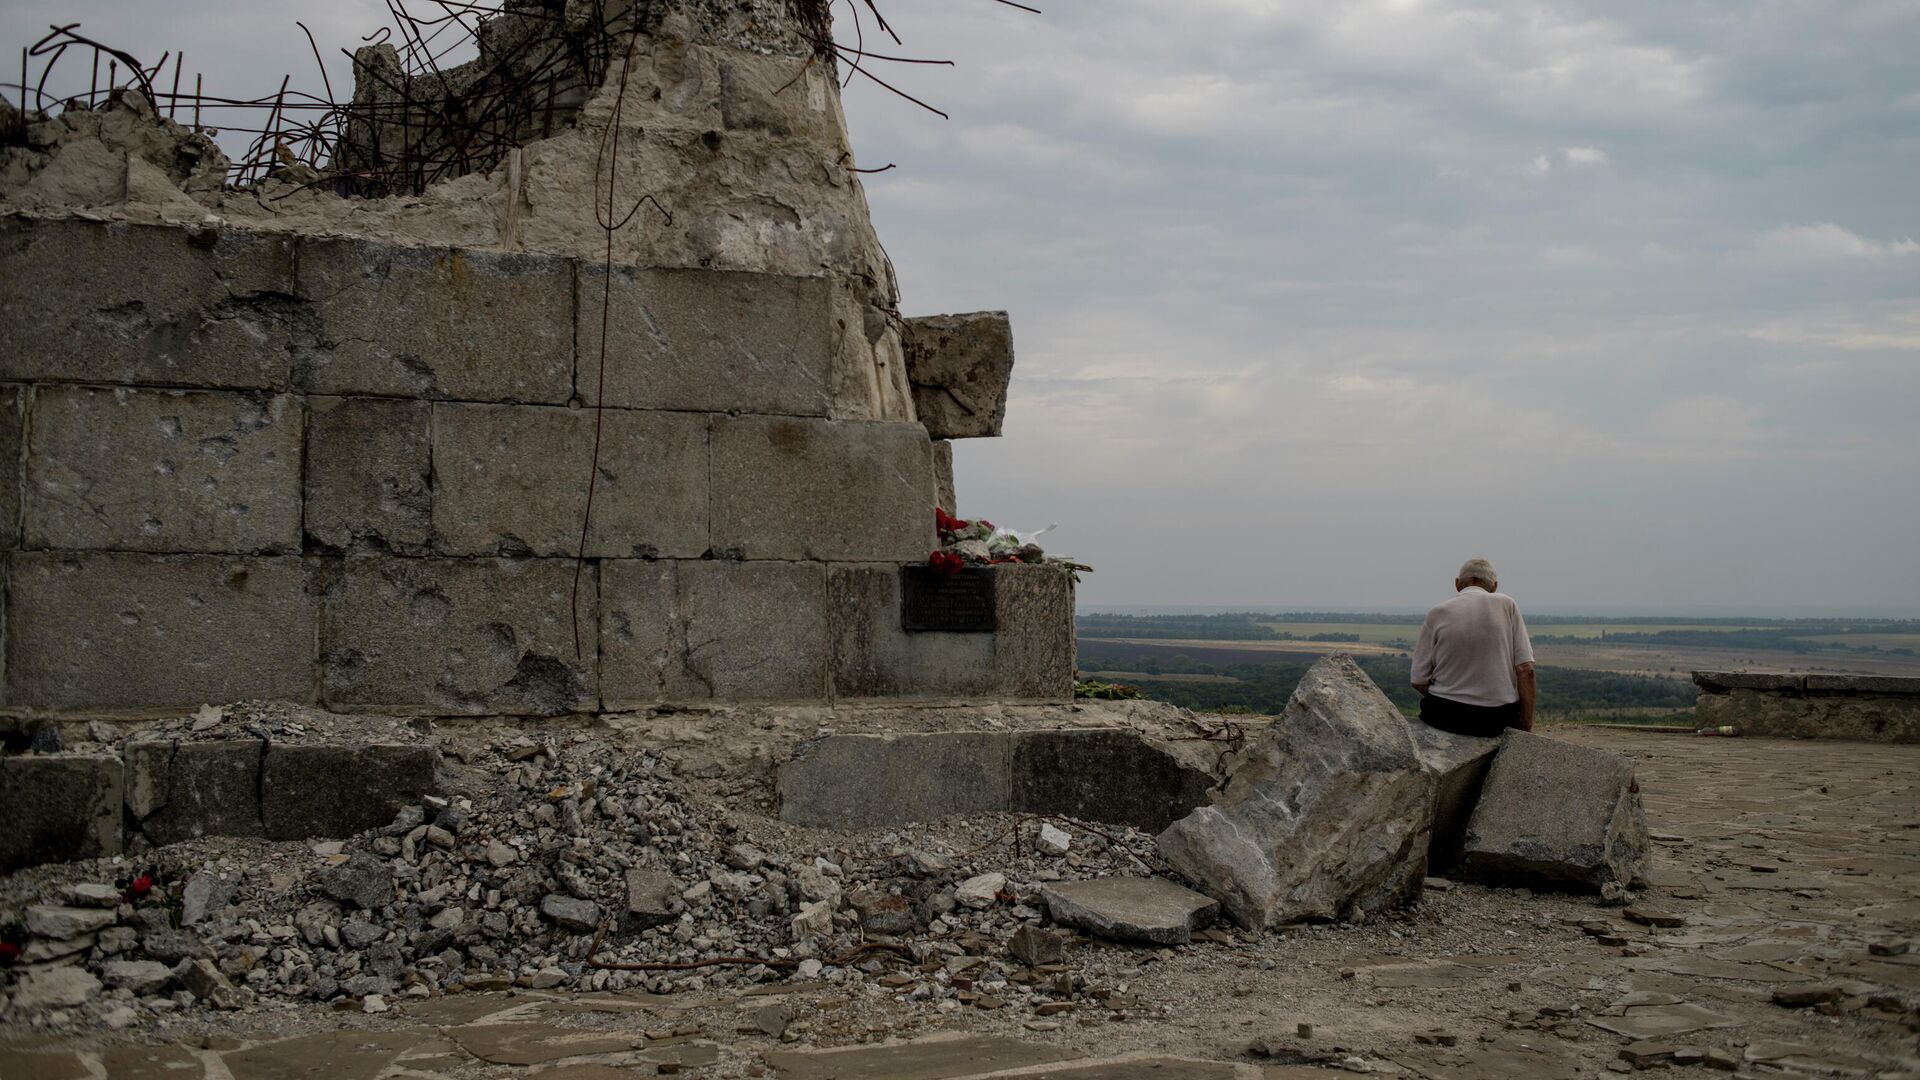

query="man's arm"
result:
[1515,662,1536,731]
[1410,612,1437,696]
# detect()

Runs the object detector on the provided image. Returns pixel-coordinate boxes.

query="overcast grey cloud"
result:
[6,1,1916,614]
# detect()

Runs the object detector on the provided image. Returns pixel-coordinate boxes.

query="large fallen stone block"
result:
[0,755,124,872]
[1157,655,1497,930]
[1459,730,1651,892]
[903,312,1014,439]
[1039,877,1218,946]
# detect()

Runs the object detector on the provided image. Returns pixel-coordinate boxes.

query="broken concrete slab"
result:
[778,732,1011,828]
[0,217,298,390]
[260,744,439,840]
[24,385,302,554]
[0,754,124,872]
[303,396,433,555]
[5,552,318,710]
[763,1032,1078,1080]
[1158,655,1476,929]
[442,1023,634,1066]
[295,238,573,403]
[1038,877,1219,946]
[319,556,597,715]
[128,739,267,845]
[1460,729,1651,892]
[222,1031,420,1080]
[903,311,1014,439]
[431,403,710,558]
[1585,1001,1737,1039]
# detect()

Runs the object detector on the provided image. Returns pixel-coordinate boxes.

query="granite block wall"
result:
[0,215,1074,716]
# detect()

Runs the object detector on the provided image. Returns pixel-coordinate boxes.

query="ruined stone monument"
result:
[0,0,1074,723]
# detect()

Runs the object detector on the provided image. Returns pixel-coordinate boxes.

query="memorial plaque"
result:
[900,566,997,633]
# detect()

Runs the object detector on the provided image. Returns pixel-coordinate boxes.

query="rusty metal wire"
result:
[6,1,1037,197]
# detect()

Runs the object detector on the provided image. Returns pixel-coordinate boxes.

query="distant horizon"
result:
[1077,603,1920,621]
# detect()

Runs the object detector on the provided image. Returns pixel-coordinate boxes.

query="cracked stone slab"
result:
[601,559,829,706]
[127,739,266,845]
[442,1024,635,1066]
[1585,1002,1737,1040]
[320,556,598,716]
[1039,876,1220,946]
[577,266,837,416]
[431,403,709,558]
[0,217,298,389]
[25,385,302,554]
[710,416,934,562]
[295,237,573,403]
[223,1031,422,1080]
[5,553,318,710]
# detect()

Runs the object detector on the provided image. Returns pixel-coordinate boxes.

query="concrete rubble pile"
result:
[0,726,1173,1029]
[1160,656,1652,930]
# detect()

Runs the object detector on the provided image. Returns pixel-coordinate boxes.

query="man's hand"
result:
[1411,682,1430,697]
[1515,662,1537,732]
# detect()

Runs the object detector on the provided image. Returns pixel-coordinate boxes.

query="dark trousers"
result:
[1419,693,1524,738]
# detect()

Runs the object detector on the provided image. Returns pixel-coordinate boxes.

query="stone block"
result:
[320,557,597,715]
[1158,656,1461,930]
[0,754,124,872]
[777,732,1012,827]
[829,564,996,700]
[0,385,21,549]
[1692,671,1804,693]
[933,440,956,515]
[25,386,301,553]
[577,266,837,415]
[1038,877,1219,946]
[304,397,432,554]
[4,553,317,710]
[128,739,267,845]
[1413,724,1501,872]
[0,218,297,389]
[432,404,709,558]
[296,238,572,403]
[1011,729,1215,833]
[712,416,934,561]
[601,560,828,706]
[993,564,1077,701]
[260,744,439,840]
[1460,730,1651,892]
[903,311,1014,439]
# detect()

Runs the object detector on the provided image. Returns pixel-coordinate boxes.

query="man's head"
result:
[1455,558,1498,593]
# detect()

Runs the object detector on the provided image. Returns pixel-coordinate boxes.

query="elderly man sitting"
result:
[1410,558,1536,736]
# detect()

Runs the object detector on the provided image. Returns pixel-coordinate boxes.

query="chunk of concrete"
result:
[778,732,1012,827]
[903,312,1014,439]
[296,238,572,403]
[1157,656,1473,930]
[260,744,439,840]
[1039,877,1219,946]
[320,557,597,715]
[0,754,124,872]
[129,739,266,845]
[0,218,297,389]
[577,266,837,416]
[1459,729,1651,892]
[320,852,394,911]
[9,965,102,1010]
[600,559,828,706]
[1011,729,1215,833]
[625,869,679,930]
[25,386,301,553]
[711,416,934,561]
[5,552,318,710]
[433,403,709,558]
[303,396,432,554]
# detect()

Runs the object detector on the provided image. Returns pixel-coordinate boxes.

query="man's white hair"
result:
[1456,558,1498,588]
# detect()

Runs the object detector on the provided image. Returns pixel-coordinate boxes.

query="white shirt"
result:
[1410,586,1535,707]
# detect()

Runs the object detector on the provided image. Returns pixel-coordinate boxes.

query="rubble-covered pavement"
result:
[4,726,1917,1078]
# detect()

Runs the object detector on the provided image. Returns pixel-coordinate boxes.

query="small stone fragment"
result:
[1009,923,1068,966]
[1772,984,1844,1008]
[319,853,393,911]
[24,904,116,938]
[1036,823,1072,856]
[955,872,1007,909]
[540,893,600,932]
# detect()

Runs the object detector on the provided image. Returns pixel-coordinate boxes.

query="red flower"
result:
[928,550,965,576]
[934,508,970,536]
[0,941,20,965]
[126,873,154,902]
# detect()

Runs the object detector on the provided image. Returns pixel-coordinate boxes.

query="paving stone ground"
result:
[3,728,1917,1078]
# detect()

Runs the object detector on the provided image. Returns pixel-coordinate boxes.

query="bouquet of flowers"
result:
[928,508,1091,579]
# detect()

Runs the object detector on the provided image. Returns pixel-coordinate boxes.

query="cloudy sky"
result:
[7,1,1917,614]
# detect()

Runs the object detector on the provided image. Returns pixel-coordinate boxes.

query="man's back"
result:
[1411,586,1533,708]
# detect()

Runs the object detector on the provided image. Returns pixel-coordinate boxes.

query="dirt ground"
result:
[4,726,1918,1079]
